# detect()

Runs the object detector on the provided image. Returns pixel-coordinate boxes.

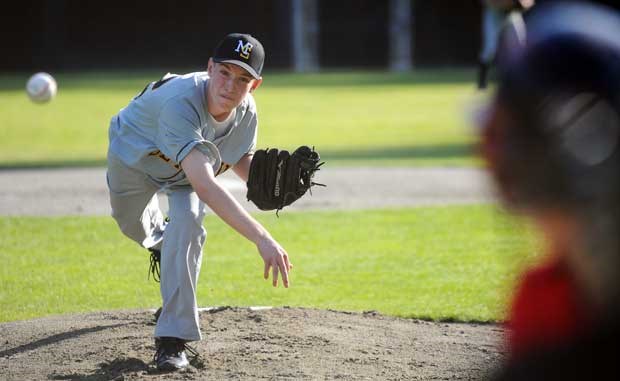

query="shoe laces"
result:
[155,337,199,360]
[148,249,161,282]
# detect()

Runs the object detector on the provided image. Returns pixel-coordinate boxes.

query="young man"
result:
[106,33,292,371]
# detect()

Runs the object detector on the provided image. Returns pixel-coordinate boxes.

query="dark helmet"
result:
[488,1,620,211]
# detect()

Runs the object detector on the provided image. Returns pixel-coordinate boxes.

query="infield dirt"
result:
[0,307,504,380]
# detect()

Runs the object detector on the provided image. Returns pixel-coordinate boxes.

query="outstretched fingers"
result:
[279,256,290,288]
[284,255,293,272]
[272,260,280,287]
[264,261,270,280]
[258,237,292,288]
[269,256,290,288]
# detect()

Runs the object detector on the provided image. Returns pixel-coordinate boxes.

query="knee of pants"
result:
[166,207,208,251]
[112,212,146,242]
[168,206,207,229]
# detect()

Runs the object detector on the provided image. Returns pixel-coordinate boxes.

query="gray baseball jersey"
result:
[108,72,258,186]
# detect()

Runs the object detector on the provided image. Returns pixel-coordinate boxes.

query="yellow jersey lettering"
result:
[148,150,180,169]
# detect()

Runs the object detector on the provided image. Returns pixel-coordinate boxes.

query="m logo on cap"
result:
[235,40,254,59]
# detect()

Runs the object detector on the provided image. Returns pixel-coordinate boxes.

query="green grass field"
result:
[0,206,541,323]
[0,70,532,326]
[0,69,486,167]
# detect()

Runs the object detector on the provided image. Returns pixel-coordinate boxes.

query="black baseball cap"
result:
[212,33,265,79]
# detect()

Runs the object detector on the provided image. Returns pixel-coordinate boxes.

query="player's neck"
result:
[209,110,233,122]
[208,109,236,125]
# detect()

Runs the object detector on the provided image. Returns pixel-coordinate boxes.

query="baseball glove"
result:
[246,146,325,212]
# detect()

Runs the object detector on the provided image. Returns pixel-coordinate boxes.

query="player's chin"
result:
[217,96,239,111]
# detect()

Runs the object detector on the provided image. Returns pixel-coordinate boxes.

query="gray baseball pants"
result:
[107,152,207,341]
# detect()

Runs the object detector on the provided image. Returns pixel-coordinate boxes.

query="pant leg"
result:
[154,186,208,341]
[478,61,489,89]
[479,7,503,64]
[107,153,166,250]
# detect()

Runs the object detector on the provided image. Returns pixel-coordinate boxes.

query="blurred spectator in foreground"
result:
[478,2,620,379]
[478,0,535,90]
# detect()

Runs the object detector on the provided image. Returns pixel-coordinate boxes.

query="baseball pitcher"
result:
[106,33,322,371]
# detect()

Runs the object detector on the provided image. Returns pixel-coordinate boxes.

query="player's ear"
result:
[207,58,215,75]
[250,78,263,93]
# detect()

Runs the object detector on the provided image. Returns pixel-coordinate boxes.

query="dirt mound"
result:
[0,307,505,380]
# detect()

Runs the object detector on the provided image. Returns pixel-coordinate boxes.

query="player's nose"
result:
[223,77,235,92]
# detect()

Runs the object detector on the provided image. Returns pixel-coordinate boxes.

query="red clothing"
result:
[506,257,594,359]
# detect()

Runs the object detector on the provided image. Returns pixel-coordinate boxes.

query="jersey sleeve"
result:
[215,96,258,165]
[244,108,258,154]
[157,99,221,168]
[248,94,258,153]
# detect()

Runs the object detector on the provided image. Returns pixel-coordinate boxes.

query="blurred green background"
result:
[0,70,540,325]
[0,69,486,168]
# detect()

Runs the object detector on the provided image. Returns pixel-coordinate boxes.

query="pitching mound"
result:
[0,307,505,380]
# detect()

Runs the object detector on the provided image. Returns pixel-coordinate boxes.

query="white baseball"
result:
[26,72,57,103]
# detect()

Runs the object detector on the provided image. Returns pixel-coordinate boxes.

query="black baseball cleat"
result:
[154,337,197,371]
[148,248,161,282]
[153,306,162,322]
